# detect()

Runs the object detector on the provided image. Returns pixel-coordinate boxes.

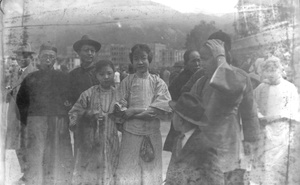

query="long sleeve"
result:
[150,78,172,113]
[240,76,260,142]
[69,89,92,126]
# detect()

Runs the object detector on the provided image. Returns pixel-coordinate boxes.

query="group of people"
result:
[4,30,299,185]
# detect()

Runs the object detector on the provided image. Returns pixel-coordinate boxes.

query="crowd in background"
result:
[4,30,300,185]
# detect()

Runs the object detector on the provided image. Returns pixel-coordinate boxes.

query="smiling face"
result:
[39,50,56,71]
[132,49,149,75]
[96,65,115,89]
[199,46,218,77]
[78,44,96,68]
[185,51,201,73]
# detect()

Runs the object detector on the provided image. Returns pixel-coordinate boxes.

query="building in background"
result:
[232,0,300,90]
[66,43,185,71]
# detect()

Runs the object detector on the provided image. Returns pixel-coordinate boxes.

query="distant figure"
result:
[120,69,129,81]
[169,61,184,85]
[5,43,37,184]
[164,50,201,152]
[165,93,224,185]
[114,69,121,87]
[251,57,300,185]
[60,64,69,73]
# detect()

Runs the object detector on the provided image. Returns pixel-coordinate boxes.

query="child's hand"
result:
[135,109,157,120]
[85,110,100,120]
[123,108,138,119]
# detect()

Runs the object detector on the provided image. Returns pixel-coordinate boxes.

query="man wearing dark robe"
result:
[163,50,201,151]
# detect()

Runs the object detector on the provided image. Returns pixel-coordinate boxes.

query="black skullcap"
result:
[208,30,231,51]
[39,42,57,53]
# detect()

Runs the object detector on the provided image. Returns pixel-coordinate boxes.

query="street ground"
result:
[4,121,172,185]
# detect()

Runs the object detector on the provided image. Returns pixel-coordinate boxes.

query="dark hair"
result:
[128,63,135,74]
[17,52,34,59]
[208,30,232,64]
[183,50,197,65]
[129,44,153,63]
[94,60,115,73]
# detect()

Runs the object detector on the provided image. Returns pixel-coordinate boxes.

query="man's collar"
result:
[20,66,29,71]
[183,128,195,138]
[80,61,95,71]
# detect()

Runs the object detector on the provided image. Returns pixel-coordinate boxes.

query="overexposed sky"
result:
[151,0,239,14]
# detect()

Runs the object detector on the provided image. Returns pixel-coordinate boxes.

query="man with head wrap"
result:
[190,39,260,184]
[181,30,232,94]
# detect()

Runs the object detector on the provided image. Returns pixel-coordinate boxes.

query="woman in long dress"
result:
[251,57,299,185]
[69,60,119,185]
[115,44,171,185]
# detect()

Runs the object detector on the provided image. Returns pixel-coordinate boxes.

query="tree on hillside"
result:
[185,20,218,51]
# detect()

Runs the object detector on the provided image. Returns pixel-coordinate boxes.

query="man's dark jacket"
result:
[68,65,99,106]
[16,70,70,124]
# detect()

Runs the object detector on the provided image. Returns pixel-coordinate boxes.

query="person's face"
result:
[172,112,184,132]
[263,66,282,84]
[16,54,32,68]
[39,50,56,71]
[132,49,149,74]
[200,46,218,77]
[78,45,96,67]
[96,65,114,89]
[186,51,201,73]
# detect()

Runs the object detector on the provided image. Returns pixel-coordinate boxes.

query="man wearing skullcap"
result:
[181,30,232,94]
[16,42,73,185]
[190,38,260,184]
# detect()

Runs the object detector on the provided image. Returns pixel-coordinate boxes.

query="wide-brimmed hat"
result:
[73,35,101,53]
[169,92,207,126]
[13,43,35,55]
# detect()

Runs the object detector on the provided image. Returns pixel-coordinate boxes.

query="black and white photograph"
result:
[0,0,299,184]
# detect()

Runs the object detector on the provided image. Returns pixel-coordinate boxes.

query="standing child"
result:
[69,60,119,185]
[115,44,171,185]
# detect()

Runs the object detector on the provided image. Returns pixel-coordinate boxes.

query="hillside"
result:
[4,0,236,55]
